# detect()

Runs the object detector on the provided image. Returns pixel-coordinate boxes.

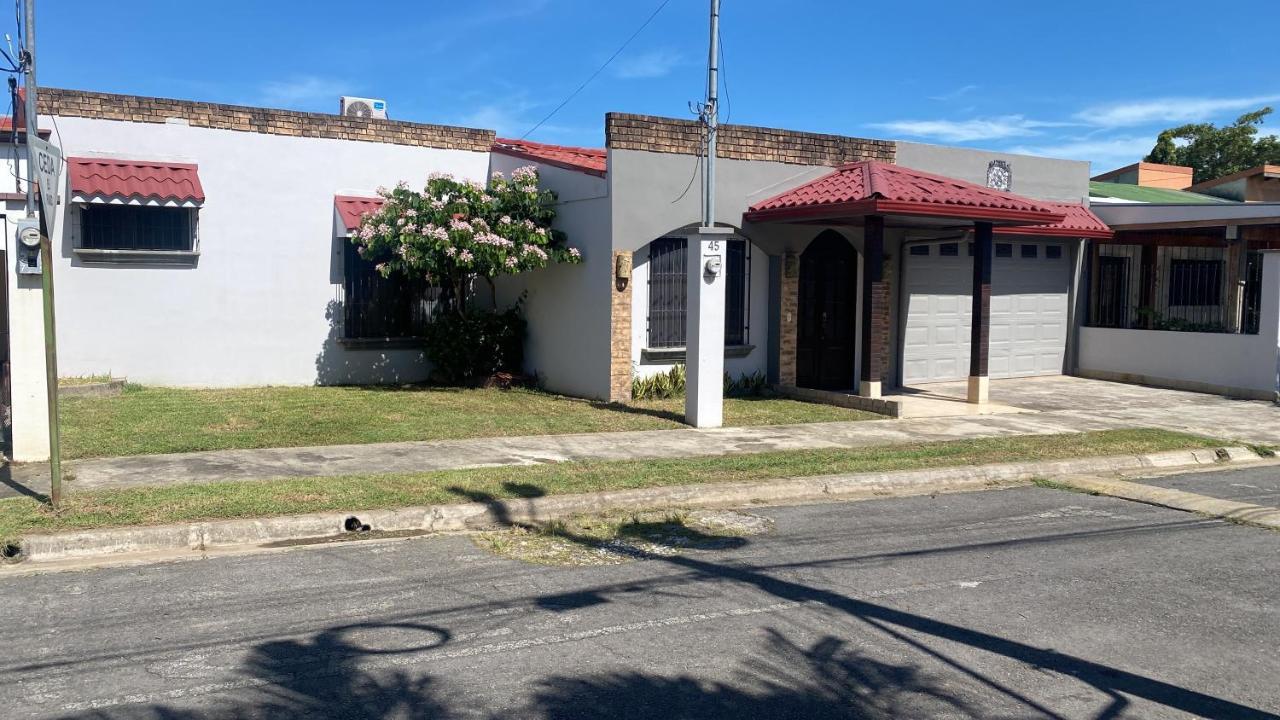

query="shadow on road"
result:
[51,500,1280,720]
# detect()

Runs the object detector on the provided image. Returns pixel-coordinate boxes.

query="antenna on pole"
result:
[699,0,720,229]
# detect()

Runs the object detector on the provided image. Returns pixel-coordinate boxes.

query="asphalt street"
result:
[1,480,1278,719]
[1135,464,1280,507]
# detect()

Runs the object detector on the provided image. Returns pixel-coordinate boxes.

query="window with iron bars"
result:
[646,237,750,348]
[80,205,196,251]
[341,242,437,340]
[1088,243,1261,334]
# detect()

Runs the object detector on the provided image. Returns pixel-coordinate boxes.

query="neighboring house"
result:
[1081,163,1280,399]
[1188,165,1280,203]
[1092,161,1196,191]
[2,88,492,459]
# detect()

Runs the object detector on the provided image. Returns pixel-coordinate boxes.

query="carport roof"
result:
[744,161,1065,226]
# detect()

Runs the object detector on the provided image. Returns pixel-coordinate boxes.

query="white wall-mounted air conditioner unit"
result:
[340,96,388,120]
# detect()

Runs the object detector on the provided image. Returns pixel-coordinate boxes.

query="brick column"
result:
[879,251,895,385]
[609,251,633,403]
[968,222,993,403]
[859,216,888,398]
[778,252,799,386]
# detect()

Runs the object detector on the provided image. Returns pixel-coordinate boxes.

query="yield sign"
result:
[30,135,63,232]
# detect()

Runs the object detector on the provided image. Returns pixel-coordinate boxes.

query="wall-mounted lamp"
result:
[615,252,632,291]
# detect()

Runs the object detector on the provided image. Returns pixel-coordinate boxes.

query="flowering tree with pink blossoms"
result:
[351,166,581,313]
[350,166,581,383]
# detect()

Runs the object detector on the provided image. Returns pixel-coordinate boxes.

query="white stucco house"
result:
[2,88,1278,462]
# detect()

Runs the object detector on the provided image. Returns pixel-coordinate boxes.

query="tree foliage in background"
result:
[1145,107,1280,184]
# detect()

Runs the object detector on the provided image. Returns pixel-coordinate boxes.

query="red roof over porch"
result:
[997,201,1112,239]
[744,161,1067,226]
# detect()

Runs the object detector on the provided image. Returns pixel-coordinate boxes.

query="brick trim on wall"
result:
[778,253,799,386]
[606,113,895,166]
[38,88,495,152]
[609,252,634,403]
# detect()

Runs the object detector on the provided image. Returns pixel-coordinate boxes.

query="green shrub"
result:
[632,364,686,400]
[632,365,770,401]
[423,304,526,385]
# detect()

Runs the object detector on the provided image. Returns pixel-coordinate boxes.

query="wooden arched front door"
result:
[797,231,857,390]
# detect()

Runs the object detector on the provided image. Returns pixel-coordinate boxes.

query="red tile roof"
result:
[997,202,1112,239]
[492,138,607,177]
[68,157,205,204]
[745,161,1065,225]
[334,194,385,232]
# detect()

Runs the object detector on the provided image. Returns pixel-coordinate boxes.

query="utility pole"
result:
[701,0,720,229]
[22,0,62,505]
[684,0,728,429]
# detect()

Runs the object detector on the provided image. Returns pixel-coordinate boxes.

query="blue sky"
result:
[36,0,1280,172]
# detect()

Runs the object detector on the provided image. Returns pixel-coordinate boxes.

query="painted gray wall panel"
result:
[895,141,1090,203]
[491,154,613,400]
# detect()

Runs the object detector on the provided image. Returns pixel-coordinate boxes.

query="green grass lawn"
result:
[0,429,1221,544]
[59,384,878,460]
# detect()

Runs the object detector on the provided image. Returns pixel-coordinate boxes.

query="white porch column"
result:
[685,227,734,428]
[1264,252,1280,398]
[7,214,51,462]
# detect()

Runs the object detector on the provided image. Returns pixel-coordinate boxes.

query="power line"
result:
[519,0,672,140]
[718,26,730,123]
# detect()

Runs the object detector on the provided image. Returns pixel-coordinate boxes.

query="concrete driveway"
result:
[911,375,1280,445]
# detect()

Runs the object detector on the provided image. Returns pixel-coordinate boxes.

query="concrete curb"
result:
[1053,475,1280,531]
[11,445,1263,564]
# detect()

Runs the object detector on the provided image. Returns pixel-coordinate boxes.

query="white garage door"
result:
[901,241,1069,385]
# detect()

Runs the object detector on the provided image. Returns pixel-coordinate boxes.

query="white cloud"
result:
[421,0,551,53]
[457,102,536,138]
[614,48,683,79]
[452,96,587,142]
[928,84,978,102]
[258,76,349,110]
[869,115,1073,143]
[1005,135,1157,173]
[1075,94,1280,128]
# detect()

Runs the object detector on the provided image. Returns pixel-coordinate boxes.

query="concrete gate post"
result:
[685,227,734,428]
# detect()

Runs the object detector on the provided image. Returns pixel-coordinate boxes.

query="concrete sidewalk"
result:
[4,376,1277,499]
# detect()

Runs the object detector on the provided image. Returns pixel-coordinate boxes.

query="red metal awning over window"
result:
[68,157,205,206]
[334,194,385,233]
[744,160,1065,226]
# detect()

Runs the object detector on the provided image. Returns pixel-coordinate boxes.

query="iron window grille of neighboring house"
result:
[1242,252,1264,335]
[78,205,198,252]
[1167,258,1221,307]
[646,236,750,351]
[1087,243,1257,334]
[339,241,437,344]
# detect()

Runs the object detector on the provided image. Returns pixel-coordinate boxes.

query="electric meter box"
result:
[14,217,41,275]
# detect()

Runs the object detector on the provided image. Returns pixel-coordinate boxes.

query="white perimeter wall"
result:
[43,115,488,387]
[1078,253,1280,399]
[490,154,613,399]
